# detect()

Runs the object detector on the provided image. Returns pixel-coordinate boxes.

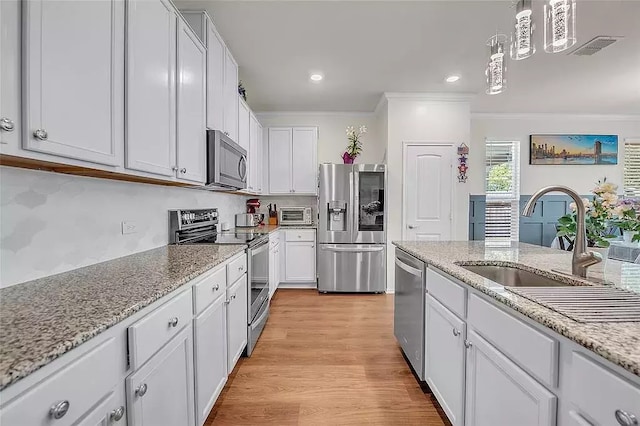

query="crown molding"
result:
[254,111,375,118]
[471,112,640,121]
[383,92,476,102]
[373,94,388,116]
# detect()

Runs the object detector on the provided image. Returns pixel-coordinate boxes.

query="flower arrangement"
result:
[343,125,367,164]
[556,178,619,248]
[612,198,640,242]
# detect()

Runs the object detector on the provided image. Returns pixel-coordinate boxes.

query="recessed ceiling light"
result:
[446,75,461,83]
[310,73,323,82]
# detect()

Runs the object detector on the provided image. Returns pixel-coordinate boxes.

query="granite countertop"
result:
[0,244,246,391]
[393,241,640,377]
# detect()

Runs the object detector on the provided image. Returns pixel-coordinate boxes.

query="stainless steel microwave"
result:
[206,130,247,190]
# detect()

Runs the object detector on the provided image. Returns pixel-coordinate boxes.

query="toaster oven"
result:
[279,207,313,225]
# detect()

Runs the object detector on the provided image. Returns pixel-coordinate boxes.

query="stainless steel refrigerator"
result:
[317,164,387,293]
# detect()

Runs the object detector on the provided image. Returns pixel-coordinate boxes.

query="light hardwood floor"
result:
[205,289,450,425]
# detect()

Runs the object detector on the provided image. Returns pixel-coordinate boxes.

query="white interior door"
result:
[403,144,454,240]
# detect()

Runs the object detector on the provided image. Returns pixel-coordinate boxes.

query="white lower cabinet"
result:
[79,386,127,426]
[226,275,248,374]
[126,325,195,426]
[464,330,556,426]
[425,295,466,426]
[193,295,227,426]
[283,230,316,283]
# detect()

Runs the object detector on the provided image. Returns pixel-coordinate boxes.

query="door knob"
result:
[49,400,70,419]
[136,383,148,397]
[168,317,179,327]
[180,168,187,173]
[464,340,473,349]
[0,117,15,132]
[452,328,461,337]
[33,129,48,141]
[110,406,125,422]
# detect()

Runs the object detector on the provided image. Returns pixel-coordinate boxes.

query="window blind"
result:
[624,140,640,197]
[485,141,520,241]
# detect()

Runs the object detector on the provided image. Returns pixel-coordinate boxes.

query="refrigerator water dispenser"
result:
[327,201,347,231]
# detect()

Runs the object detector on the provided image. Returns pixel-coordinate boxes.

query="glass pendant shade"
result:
[544,0,576,53]
[511,0,535,60]
[486,34,507,95]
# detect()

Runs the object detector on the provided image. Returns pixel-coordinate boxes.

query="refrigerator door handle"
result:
[349,170,355,240]
[320,245,385,253]
[353,169,359,240]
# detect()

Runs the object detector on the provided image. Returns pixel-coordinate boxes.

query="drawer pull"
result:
[49,400,70,419]
[34,128,48,141]
[110,406,125,422]
[452,328,461,337]
[213,284,220,291]
[136,383,148,397]
[238,266,244,271]
[464,340,473,349]
[616,410,639,426]
[168,317,179,328]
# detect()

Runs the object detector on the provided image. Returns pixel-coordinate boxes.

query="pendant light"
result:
[544,0,577,53]
[511,0,535,60]
[486,34,507,95]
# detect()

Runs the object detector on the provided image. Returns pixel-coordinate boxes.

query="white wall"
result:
[469,114,640,195]
[383,94,472,291]
[0,167,248,287]
[256,112,386,164]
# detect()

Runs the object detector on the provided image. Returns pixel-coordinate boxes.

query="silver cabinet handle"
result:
[0,117,15,132]
[213,284,220,291]
[180,168,187,173]
[49,400,70,419]
[464,340,473,349]
[136,383,148,397]
[407,225,416,229]
[231,294,237,300]
[238,266,244,271]
[172,166,178,171]
[616,410,639,426]
[224,131,229,136]
[33,129,48,141]
[110,406,125,422]
[168,317,179,327]
[452,328,461,337]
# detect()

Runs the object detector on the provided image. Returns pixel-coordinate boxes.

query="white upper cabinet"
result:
[0,0,21,150]
[291,127,318,194]
[238,98,250,152]
[267,127,318,195]
[223,50,239,142]
[176,20,206,184]
[268,128,293,194]
[22,0,124,166]
[257,123,264,193]
[205,20,225,131]
[248,113,259,193]
[125,0,176,176]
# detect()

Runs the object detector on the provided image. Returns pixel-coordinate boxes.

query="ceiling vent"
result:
[570,36,623,56]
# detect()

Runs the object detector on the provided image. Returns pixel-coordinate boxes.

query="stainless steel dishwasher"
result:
[394,248,426,381]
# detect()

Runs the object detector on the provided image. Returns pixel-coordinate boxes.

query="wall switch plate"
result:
[121,221,138,235]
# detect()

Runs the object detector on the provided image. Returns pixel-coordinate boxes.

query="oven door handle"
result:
[251,241,269,256]
[251,301,269,330]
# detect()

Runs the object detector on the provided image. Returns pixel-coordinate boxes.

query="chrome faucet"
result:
[522,185,601,278]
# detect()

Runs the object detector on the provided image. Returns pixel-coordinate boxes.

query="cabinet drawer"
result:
[468,294,558,388]
[427,268,466,318]
[269,231,280,246]
[129,289,193,369]
[1,337,122,426]
[286,229,315,242]
[227,253,247,285]
[193,264,227,315]
[570,352,640,426]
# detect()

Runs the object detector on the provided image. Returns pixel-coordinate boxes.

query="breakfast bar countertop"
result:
[393,240,640,378]
[0,244,246,391]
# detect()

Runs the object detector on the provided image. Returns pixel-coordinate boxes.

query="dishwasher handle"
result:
[395,257,423,278]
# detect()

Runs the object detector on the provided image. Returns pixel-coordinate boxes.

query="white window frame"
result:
[623,138,640,197]
[485,139,521,242]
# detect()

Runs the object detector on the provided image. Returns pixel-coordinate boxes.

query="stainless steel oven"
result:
[246,237,269,355]
[206,130,247,190]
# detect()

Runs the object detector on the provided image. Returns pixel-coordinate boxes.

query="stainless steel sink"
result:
[458,264,573,287]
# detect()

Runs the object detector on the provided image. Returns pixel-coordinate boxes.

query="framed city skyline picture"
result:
[529,134,618,165]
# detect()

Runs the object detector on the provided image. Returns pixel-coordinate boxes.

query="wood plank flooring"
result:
[205,289,450,425]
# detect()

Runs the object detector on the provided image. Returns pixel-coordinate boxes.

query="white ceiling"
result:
[175,0,640,114]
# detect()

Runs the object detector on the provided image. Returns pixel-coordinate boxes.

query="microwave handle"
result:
[238,155,247,182]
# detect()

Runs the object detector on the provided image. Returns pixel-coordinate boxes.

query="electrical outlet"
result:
[121,221,138,235]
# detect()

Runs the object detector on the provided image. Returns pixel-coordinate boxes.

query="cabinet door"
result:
[23,0,124,166]
[268,128,292,194]
[226,276,248,374]
[256,123,264,193]
[426,295,466,426]
[127,326,195,426]
[284,241,316,282]
[291,127,318,194]
[465,330,556,426]
[238,99,250,152]
[0,0,21,150]
[126,0,177,176]
[275,245,281,290]
[269,246,276,297]
[194,296,227,426]
[223,50,238,142]
[176,20,206,184]
[205,19,225,131]
[77,386,126,426]
[248,114,259,192]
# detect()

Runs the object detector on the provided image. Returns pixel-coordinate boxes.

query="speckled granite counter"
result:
[0,244,246,391]
[393,241,640,377]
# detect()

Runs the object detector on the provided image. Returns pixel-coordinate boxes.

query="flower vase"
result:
[623,230,636,244]
[589,246,610,275]
[342,152,355,164]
